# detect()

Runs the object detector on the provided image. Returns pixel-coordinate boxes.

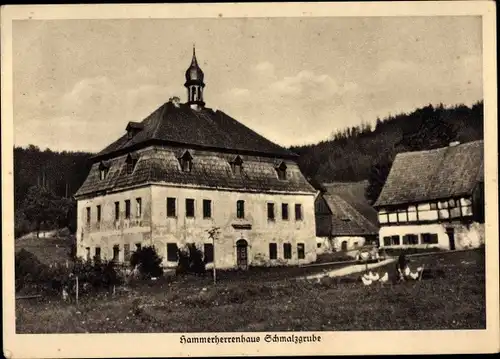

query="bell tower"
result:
[184,45,205,110]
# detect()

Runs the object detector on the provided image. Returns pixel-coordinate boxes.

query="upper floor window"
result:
[282,203,289,220]
[203,199,212,219]
[236,200,245,219]
[86,207,91,224]
[125,200,131,219]
[136,198,142,218]
[179,150,193,173]
[267,203,275,221]
[230,155,243,176]
[99,161,110,180]
[114,201,120,221]
[126,121,144,139]
[96,205,102,222]
[167,197,177,217]
[126,153,139,174]
[275,161,287,180]
[295,204,303,221]
[186,198,195,218]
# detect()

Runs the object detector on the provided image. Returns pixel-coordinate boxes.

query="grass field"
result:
[16,248,485,333]
[15,235,73,266]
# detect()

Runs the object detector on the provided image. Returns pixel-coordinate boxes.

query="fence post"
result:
[76,276,79,306]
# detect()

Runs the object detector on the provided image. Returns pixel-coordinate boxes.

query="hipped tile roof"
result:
[374,140,484,207]
[94,102,296,159]
[75,147,316,198]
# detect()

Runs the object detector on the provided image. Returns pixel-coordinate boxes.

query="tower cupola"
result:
[184,45,205,109]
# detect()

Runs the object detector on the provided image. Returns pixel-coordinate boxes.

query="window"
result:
[166,243,178,262]
[99,161,109,180]
[402,234,419,245]
[96,205,101,222]
[388,212,398,223]
[135,243,141,251]
[203,199,212,218]
[275,161,287,180]
[125,200,131,219]
[282,203,289,220]
[295,204,303,221]
[383,236,391,246]
[230,155,243,175]
[186,198,195,218]
[267,203,275,221]
[95,246,101,261]
[297,243,305,259]
[459,197,473,217]
[397,209,408,222]
[179,151,193,172]
[378,209,389,224]
[317,243,322,248]
[126,153,138,174]
[136,198,142,218]
[383,235,400,246]
[269,243,277,260]
[283,243,292,259]
[85,247,90,261]
[113,245,120,261]
[236,200,245,219]
[86,207,91,224]
[114,202,120,220]
[167,197,176,217]
[204,243,214,263]
[124,244,131,262]
[421,233,439,244]
[407,206,418,222]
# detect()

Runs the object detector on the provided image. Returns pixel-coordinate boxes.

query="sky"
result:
[12,16,483,153]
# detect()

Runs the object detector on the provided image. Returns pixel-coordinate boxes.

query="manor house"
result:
[74,49,318,269]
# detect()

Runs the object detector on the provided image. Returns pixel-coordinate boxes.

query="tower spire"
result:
[184,46,205,110]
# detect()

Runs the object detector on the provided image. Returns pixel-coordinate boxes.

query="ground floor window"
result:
[283,243,292,259]
[167,243,178,262]
[269,243,277,259]
[383,235,400,246]
[95,246,101,261]
[113,245,120,261]
[402,234,419,245]
[85,247,90,261]
[421,233,439,244]
[297,243,305,259]
[204,243,214,263]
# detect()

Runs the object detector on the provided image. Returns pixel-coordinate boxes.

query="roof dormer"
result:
[275,161,288,180]
[230,155,244,175]
[98,161,110,180]
[126,122,144,139]
[125,152,139,174]
[178,150,193,173]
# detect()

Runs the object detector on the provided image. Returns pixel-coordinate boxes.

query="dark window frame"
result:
[269,243,278,260]
[267,202,275,221]
[283,243,292,259]
[166,243,179,262]
[295,203,303,221]
[167,197,177,217]
[185,198,195,218]
[282,203,289,220]
[125,199,131,219]
[203,199,212,219]
[114,201,120,221]
[236,200,245,219]
[297,243,305,259]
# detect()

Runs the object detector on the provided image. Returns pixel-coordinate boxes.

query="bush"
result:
[176,243,206,275]
[15,249,47,291]
[130,246,164,279]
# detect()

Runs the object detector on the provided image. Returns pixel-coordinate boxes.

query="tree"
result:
[22,185,59,238]
[366,153,394,205]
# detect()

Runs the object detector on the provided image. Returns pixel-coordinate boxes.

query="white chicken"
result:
[404,266,411,276]
[361,275,372,286]
[409,271,420,280]
[370,272,380,281]
[379,272,389,283]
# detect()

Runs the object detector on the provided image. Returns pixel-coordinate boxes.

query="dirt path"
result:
[298,258,396,280]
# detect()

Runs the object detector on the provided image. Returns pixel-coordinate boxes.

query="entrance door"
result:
[341,241,348,251]
[236,239,248,270]
[446,228,456,250]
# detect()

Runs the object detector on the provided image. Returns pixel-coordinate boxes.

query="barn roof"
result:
[316,181,379,237]
[374,140,484,208]
[75,147,316,198]
[94,101,296,160]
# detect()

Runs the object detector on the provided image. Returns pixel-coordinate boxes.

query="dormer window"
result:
[99,161,110,180]
[275,161,287,180]
[179,150,193,173]
[230,155,243,176]
[126,122,144,140]
[126,153,139,174]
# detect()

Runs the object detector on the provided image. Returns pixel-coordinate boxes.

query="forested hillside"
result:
[290,101,484,203]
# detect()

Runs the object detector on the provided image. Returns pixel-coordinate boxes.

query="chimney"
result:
[449,141,460,147]
[168,96,181,108]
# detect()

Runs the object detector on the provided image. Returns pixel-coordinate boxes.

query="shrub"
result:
[130,246,164,279]
[176,243,205,275]
[15,249,47,291]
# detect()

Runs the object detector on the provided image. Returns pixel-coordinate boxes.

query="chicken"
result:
[416,266,423,272]
[361,276,373,286]
[409,271,420,280]
[379,272,389,283]
[371,272,380,281]
[404,266,411,276]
